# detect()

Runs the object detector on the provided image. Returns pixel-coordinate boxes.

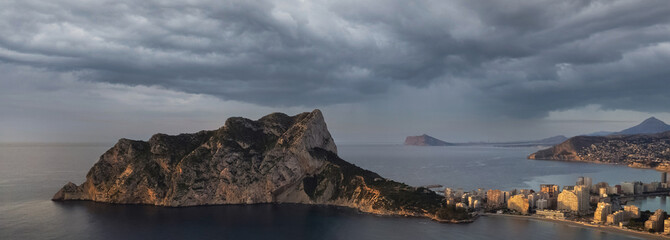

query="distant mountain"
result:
[583,131,615,136]
[616,117,670,135]
[580,117,670,137]
[489,135,568,147]
[404,134,453,146]
[455,135,568,147]
[534,135,568,145]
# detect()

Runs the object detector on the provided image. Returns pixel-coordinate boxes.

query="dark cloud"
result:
[1,0,670,117]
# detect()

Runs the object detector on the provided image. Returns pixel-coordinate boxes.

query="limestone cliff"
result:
[53,110,468,221]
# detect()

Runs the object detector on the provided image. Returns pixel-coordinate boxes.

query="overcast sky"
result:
[2,0,670,144]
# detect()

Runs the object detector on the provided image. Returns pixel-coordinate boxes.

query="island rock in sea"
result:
[53,110,469,222]
[404,134,453,146]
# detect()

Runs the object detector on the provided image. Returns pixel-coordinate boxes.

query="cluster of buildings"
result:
[592,198,670,234]
[444,173,670,233]
[579,138,670,166]
[445,188,485,210]
[593,202,638,225]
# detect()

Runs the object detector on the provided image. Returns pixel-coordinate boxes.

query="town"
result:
[580,138,670,168]
[444,172,670,236]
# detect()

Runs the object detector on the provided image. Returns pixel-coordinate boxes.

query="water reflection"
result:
[625,195,670,212]
[42,202,643,240]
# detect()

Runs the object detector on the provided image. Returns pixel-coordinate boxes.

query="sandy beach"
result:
[482,213,670,240]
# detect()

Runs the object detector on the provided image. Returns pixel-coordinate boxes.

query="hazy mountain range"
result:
[584,117,670,136]
[404,134,568,147]
[407,117,669,147]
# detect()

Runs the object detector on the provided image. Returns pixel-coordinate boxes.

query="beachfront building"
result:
[645,209,667,232]
[540,184,559,209]
[606,210,625,225]
[575,185,590,212]
[558,189,578,213]
[557,185,590,214]
[623,205,640,220]
[486,189,505,209]
[507,194,529,215]
[536,210,565,219]
[594,202,612,223]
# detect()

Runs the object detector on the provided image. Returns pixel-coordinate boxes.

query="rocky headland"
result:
[528,131,670,171]
[53,110,470,222]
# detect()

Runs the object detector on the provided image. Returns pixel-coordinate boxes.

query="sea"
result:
[1,143,666,240]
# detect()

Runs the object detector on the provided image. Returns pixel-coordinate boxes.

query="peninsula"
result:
[528,131,670,171]
[53,110,470,222]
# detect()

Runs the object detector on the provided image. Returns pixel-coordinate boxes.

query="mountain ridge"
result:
[616,117,670,135]
[583,117,670,137]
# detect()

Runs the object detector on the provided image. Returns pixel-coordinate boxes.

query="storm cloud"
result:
[2,0,670,118]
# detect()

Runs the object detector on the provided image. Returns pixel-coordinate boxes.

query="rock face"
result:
[404,134,453,146]
[528,135,606,161]
[53,110,467,221]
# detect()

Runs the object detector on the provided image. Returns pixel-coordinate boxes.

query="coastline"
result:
[53,198,475,224]
[529,157,670,173]
[482,213,670,240]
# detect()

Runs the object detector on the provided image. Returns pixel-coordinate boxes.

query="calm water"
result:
[0,143,663,239]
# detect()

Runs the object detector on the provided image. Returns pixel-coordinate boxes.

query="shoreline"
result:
[482,213,670,240]
[53,199,476,224]
[528,157,670,173]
